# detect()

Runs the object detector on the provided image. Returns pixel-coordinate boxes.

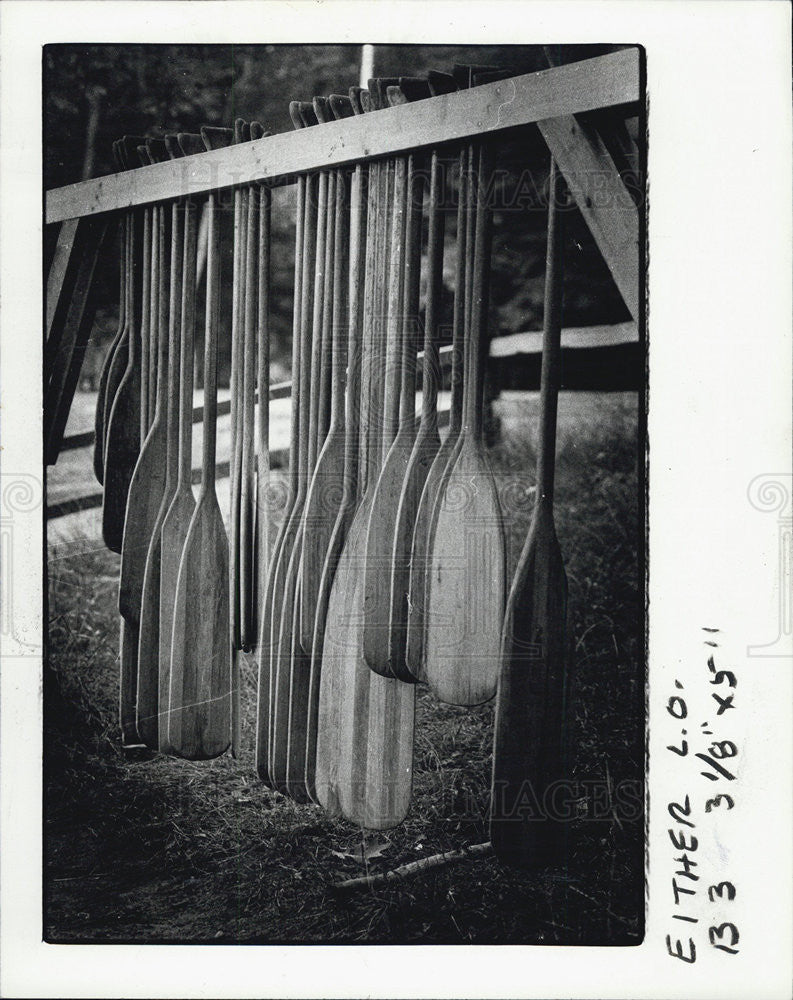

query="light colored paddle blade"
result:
[158,488,195,748]
[387,430,440,679]
[317,494,415,830]
[404,430,459,680]
[299,433,346,650]
[168,495,231,760]
[490,504,568,866]
[137,522,165,747]
[118,423,168,621]
[424,442,505,705]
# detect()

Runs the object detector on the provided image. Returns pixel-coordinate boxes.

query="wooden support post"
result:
[45,217,111,465]
[537,114,640,323]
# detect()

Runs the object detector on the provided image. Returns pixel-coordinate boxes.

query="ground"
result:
[45,391,644,944]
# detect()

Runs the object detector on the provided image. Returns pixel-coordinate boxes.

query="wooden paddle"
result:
[284,98,356,800]
[254,103,315,785]
[113,199,142,745]
[102,137,146,554]
[253,121,272,647]
[168,181,231,760]
[404,77,468,681]
[362,79,436,680]
[304,96,365,800]
[316,80,415,829]
[117,140,170,749]
[239,120,269,652]
[490,160,569,867]
[270,100,326,798]
[136,138,184,753]
[385,80,448,682]
[92,141,127,484]
[156,134,201,752]
[423,141,505,707]
[299,94,355,649]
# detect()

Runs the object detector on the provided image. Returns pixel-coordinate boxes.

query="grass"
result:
[45,391,643,944]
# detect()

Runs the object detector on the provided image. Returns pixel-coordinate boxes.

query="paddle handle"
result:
[256,185,272,565]
[177,202,197,487]
[307,168,329,472]
[317,169,336,447]
[420,149,445,424]
[200,194,220,489]
[447,149,468,435]
[155,205,169,422]
[536,160,567,505]
[139,208,151,437]
[342,164,366,484]
[381,154,406,451]
[398,152,424,424]
[465,143,495,440]
[330,170,350,430]
[164,198,183,491]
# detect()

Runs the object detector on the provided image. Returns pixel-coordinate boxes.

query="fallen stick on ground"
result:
[330,842,493,894]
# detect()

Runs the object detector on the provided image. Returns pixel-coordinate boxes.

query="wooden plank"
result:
[46,50,640,224]
[45,218,81,357]
[45,219,111,464]
[537,114,640,322]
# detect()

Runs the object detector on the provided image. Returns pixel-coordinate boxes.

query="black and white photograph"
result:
[1,2,791,997]
[43,39,646,945]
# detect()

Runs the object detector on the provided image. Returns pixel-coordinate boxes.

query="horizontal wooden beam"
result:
[46,49,640,224]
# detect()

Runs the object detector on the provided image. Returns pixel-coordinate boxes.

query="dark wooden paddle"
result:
[239,120,269,652]
[168,183,231,760]
[117,140,170,749]
[270,101,325,798]
[92,141,127,484]
[253,120,272,648]
[490,160,569,867]
[101,137,146,554]
[316,80,415,829]
[114,212,142,746]
[423,142,505,707]
[255,103,316,785]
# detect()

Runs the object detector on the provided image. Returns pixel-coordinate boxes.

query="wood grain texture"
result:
[424,144,505,707]
[316,88,415,829]
[47,51,640,223]
[362,149,422,677]
[168,191,231,760]
[490,161,569,867]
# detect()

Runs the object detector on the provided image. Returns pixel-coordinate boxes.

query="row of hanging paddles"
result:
[93,68,570,865]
